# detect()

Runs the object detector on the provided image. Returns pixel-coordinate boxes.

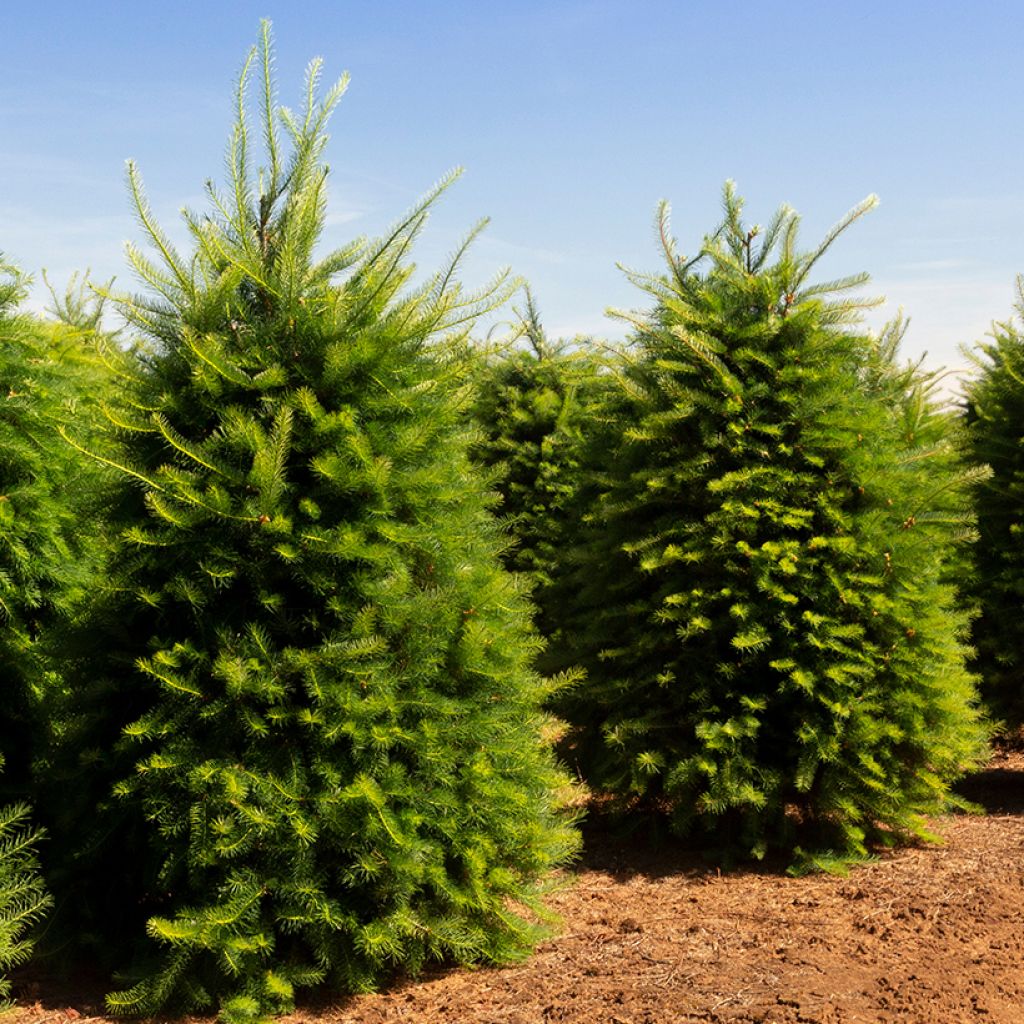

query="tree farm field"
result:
[8,747,1024,1024]
[4,15,1024,1024]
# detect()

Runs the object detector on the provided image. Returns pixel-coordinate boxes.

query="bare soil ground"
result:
[11,751,1024,1024]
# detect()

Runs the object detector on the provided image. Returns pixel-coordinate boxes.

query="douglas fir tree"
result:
[59,24,578,1021]
[0,261,91,1002]
[469,290,611,641]
[0,260,111,798]
[554,185,986,869]
[964,278,1024,726]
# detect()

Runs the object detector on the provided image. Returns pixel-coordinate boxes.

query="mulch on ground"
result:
[11,751,1024,1024]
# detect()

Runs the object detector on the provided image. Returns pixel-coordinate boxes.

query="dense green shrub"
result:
[964,279,1024,726]
[468,291,612,640]
[553,186,987,868]
[56,26,579,1021]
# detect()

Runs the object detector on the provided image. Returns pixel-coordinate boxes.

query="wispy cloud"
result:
[0,151,114,192]
[546,315,618,340]
[891,258,973,273]
[324,206,368,228]
[477,235,568,266]
[0,205,134,312]
[931,194,1024,217]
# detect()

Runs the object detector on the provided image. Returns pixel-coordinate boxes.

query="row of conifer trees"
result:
[1,22,1023,1022]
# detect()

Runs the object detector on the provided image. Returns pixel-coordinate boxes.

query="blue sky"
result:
[3,1,1024,382]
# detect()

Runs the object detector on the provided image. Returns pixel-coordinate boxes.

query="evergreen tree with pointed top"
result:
[0,260,117,1001]
[0,258,112,795]
[0,263,64,1004]
[553,185,986,869]
[468,290,613,641]
[964,279,1024,727]
[55,24,578,1021]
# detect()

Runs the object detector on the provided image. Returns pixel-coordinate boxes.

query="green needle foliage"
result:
[0,260,111,797]
[0,264,106,1004]
[468,290,612,639]
[554,185,987,869]
[964,278,1024,726]
[60,25,578,1021]
[0,757,50,1008]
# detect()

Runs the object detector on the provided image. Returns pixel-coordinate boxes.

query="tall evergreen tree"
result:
[20,273,127,975]
[964,278,1024,726]
[553,186,986,868]
[0,258,111,797]
[0,261,94,1002]
[468,290,612,641]
[58,25,578,1020]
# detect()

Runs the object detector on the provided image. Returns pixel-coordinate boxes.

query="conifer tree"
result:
[59,25,578,1020]
[554,185,986,868]
[963,279,1024,725]
[0,260,114,1003]
[0,259,111,796]
[468,291,612,639]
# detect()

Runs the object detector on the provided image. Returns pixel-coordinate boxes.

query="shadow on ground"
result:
[955,755,1024,815]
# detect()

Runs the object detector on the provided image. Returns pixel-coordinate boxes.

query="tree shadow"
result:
[575,750,1024,882]
[953,750,1024,815]
[9,963,111,1018]
[573,804,799,883]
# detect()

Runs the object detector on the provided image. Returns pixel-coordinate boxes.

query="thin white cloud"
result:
[0,206,132,290]
[931,194,1024,217]
[324,207,367,228]
[891,258,973,273]
[0,151,114,191]
[546,316,618,340]
[477,236,568,266]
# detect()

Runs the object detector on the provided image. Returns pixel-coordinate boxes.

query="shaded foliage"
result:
[0,260,112,795]
[964,279,1024,726]
[468,290,614,642]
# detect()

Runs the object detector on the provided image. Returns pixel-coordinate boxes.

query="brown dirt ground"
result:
[10,751,1024,1024]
